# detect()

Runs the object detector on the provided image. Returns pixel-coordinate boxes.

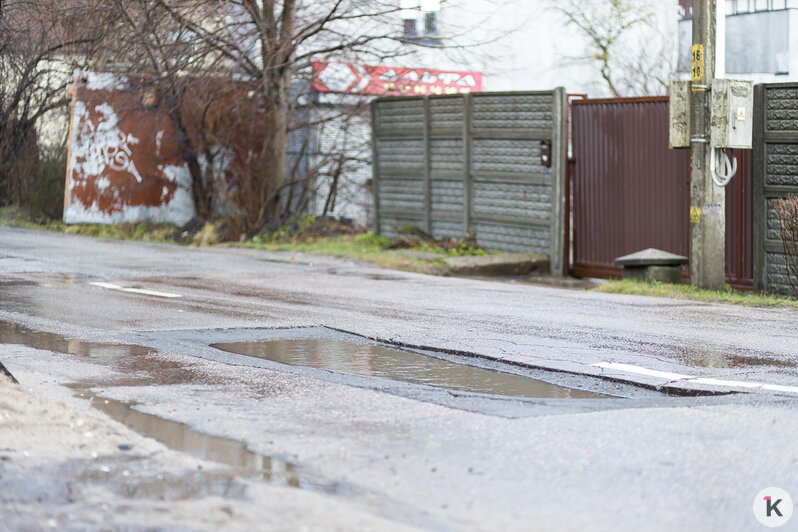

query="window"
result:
[424,11,437,35]
[681,0,798,19]
[400,0,442,45]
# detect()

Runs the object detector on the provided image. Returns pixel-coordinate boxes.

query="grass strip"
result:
[594,279,798,309]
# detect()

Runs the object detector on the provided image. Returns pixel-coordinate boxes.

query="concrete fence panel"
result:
[754,83,798,294]
[372,89,567,275]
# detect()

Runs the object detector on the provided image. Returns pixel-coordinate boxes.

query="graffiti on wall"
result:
[312,62,482,96]
[64,71,196,225]
[73,102,143,183]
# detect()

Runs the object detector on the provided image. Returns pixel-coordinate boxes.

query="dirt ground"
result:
[0,350,414,531]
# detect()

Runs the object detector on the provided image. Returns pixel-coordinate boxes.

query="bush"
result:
[774,196,798,297]
[29,147,66,220]
[0,140,66,222]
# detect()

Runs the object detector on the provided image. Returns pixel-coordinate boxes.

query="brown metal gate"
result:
[570,96,753,288]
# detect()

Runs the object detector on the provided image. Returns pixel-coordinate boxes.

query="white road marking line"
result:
[592,362,798,395]
[89,281,182,299]
[761,383,798,394]
[592,362,692,381]
[690,377,761,389]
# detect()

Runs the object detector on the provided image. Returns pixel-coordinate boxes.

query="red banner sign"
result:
[312,62,482,96]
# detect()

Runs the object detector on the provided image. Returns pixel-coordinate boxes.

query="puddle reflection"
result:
[0,320,151,360]
[85,394,352,495]
[76,461,249,501]
[212,338,610,399]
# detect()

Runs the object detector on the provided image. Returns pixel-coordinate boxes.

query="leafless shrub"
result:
[547,0,671,97]
[82,1,512,234]
[0,0,109,214]
[774,196,798,297]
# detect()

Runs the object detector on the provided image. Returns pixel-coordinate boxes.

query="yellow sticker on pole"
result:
[691,44,705,90]
[690,207,702,224]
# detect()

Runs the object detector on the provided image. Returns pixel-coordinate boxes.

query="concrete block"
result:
[444,253,549,277]
[614,248,688,284]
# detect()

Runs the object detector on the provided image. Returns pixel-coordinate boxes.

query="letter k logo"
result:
[754,487,792,527]
[766,496,784,518]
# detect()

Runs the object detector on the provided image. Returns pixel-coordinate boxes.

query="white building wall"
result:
[307,104,373,225]
[407,0,680,96]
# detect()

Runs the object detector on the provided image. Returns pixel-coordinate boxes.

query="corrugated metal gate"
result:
[753,82,798,295]
[570,96,753,288]
[372,90,567,275]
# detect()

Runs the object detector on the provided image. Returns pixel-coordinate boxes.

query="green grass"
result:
[594,279,798,309]
[0,206,177,242]
[242,232,451,275]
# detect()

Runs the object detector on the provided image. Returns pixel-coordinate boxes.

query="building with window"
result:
[400,0,442,45]
[392,0,678,96]
[677,0,798,83]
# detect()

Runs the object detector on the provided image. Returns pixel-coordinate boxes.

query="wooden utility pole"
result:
[689,0,725,290]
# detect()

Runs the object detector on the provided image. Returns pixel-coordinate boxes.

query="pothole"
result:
[74,458,250,501]
[211,338,611,399]
[0,320,152,360]
[76,391,356,496]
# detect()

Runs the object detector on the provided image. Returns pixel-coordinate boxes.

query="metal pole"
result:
[689,0,726,290]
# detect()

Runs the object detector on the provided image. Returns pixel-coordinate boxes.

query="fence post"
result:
[370,100,381,235]
[462,93,473,236]
[550,87,567,277]
[752,83,766,292]
[422,97,432,234]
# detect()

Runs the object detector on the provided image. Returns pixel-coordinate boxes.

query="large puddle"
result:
[212,338,610,399]
[81,392,352,495]
[0,320,152,360]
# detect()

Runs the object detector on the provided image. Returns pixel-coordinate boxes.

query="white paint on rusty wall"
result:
[155,130,164,156]
[95,176,111,192]
[85,72,129,92]
[70,101,144,183]
[65,84,196,226]
[63,186,195,225]
[159,145,236,216]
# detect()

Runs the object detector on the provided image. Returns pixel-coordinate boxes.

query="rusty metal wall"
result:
[372,90,568,275]
[64,71,311,226]
[571,97,753,287]
[727,148,754,289]
[753,82,798,295]
[65,72,197,225]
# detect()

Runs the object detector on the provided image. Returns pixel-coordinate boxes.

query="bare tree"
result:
[548,0,671,97]
[86,1,508,233]
[775,197,798,298]
[138,0,419,232]
[97,0,238,220]
[0,1,107,211]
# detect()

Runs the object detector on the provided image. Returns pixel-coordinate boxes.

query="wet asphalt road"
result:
[2,226,798,530]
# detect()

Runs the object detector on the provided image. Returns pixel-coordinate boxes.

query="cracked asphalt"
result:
[2,225,798,530]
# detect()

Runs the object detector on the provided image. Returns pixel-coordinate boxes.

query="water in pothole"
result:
[79,392,355,496]
[212,338,610,399]
[0,320,152,361]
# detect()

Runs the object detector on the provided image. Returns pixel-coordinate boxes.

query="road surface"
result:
[2,226,798,531]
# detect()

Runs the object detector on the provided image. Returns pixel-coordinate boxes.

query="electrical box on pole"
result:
[668,79,753,150]
[710,79,753,149]
[666,0,757,289]
[669,80,691,149]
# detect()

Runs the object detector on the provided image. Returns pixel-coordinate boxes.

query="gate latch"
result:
[540,139,552,168]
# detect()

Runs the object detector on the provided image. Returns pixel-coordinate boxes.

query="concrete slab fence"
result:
[371,90,568,276]
[754,82,798,295]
